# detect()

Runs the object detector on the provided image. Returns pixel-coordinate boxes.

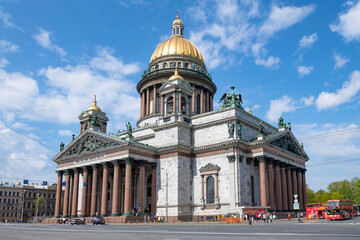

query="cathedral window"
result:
[206,176,215,204]
[177,62,181,68]
[176,27,179,34]
[166,96,174,114]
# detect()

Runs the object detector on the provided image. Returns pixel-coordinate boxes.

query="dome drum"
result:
[137,68,216,94]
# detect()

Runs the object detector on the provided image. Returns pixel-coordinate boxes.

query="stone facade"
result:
[51,16,308,223]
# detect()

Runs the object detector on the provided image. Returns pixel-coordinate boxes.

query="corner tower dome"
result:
[149,15,205,65]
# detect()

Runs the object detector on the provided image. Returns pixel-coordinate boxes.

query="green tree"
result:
[306,185,316,203]
[330,191,344,200]
[32,196,46,216]
[315,189,330,203]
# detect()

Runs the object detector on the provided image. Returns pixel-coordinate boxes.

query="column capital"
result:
[112,160,121,167]
[296,168,302,173]
[246,157,252,164]
[151,162,157,169]
[227,155,235,163]
[280,162,287,168]
[138,160,146,167]
[301,168,307,173]
[102,162,110,169]
[286,164,293,169]
[237,155,243,162]
[266,157,274,164]
[64,169,71,175]
[56,170,63,176]
[91,164,99,171]
[73,168,80,174]
[125,157,134,165]
[273,160,280,166]
[82,166,89,172]
[256,155,265,162]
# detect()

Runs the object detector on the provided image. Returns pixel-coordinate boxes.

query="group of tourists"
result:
[244,212,277,224]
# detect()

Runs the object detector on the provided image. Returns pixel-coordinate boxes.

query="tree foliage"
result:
[32,196,46,215]
[307,177,360,205]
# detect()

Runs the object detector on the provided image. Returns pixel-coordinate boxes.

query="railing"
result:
[141,67,212,81]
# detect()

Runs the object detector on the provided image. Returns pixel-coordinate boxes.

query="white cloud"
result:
[34,28,67,57]
[0,9,24,31]
[330,1,360,42]
[259,5,315,36]
[300,96,315,106]
[293,123,360,191]
[0,58,8,68]
[0,40,19,53]
[0,47,141,125]
[0,69,39,111]
[316,70,360,110]
[298,33,318,48]
[333,53,350,69]
[255,56,281,68]
[265,95,297,123]
[0,121,54,183]
[186,2,314,69]
[58,130,73,136]
[297,65,314,77]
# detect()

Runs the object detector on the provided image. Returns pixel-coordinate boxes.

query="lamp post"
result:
[165,172,168,223]
[20,189,26,223]
[36,193,40,222]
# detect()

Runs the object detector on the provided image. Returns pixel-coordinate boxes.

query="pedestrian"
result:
[273,214,277,223]
[288,213,291,221]
[300,212,303,218]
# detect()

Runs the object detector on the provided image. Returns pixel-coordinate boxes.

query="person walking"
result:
[288,213,291,221]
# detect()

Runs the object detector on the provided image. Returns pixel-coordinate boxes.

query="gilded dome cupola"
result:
[136,14,217,128]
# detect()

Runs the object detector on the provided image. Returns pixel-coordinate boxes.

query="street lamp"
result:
[165,172,168,223]
[20,189,26,223]
[35,193,40,222]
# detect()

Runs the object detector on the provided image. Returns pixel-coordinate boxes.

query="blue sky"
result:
[0,0,359,192]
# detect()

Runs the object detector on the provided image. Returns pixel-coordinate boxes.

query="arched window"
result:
[206,176,215,204]
[176,27,179,34]
[166,96,174,114]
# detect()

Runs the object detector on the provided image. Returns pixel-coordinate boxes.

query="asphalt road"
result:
[1,217,360,240]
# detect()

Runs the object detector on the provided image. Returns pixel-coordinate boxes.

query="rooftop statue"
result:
[218,86,243,110]
[258,121,265,135]
[278,117,286,128]
[126,121,133,138]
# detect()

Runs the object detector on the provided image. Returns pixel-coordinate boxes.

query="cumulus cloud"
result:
[293,123,360,191]
[186,2,314,69]
[265,95,297,123]
[0,47,141,125]
[298,33,318,48]
[255,56,281,68]
[316,70,360,110]
[259,5,315,36]
[265,95,315,123]
[0,121,54,183]
[333,53,350,69]
[34,28,67,57]
[330,1,360,42]
[297,65,314,77]
[0,40,19,53]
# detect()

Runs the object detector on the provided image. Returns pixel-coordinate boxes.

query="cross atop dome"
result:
[172,12,184,37]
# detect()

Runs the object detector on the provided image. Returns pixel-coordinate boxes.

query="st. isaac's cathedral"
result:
[50,15,308,222]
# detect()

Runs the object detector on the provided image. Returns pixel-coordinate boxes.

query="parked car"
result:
[92,216,105,225]
[70,218,85,225]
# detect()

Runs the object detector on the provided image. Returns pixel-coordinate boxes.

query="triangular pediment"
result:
[268,132,308,159]
[159,79,193,94]
[53,130,128,161]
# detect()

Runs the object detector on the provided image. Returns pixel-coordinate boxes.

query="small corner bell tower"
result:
[78,95,109,134]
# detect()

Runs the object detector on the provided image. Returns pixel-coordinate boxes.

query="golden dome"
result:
[172,15,183,25]
[87,95,101,111]
[168,68,184,81]
[150,36,204,64]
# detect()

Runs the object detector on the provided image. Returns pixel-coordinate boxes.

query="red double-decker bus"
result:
[306,203,327,219]
[326,200,354,220]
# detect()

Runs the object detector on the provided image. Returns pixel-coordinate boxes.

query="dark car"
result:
[92,216,105,225]
[70,218,85,225]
